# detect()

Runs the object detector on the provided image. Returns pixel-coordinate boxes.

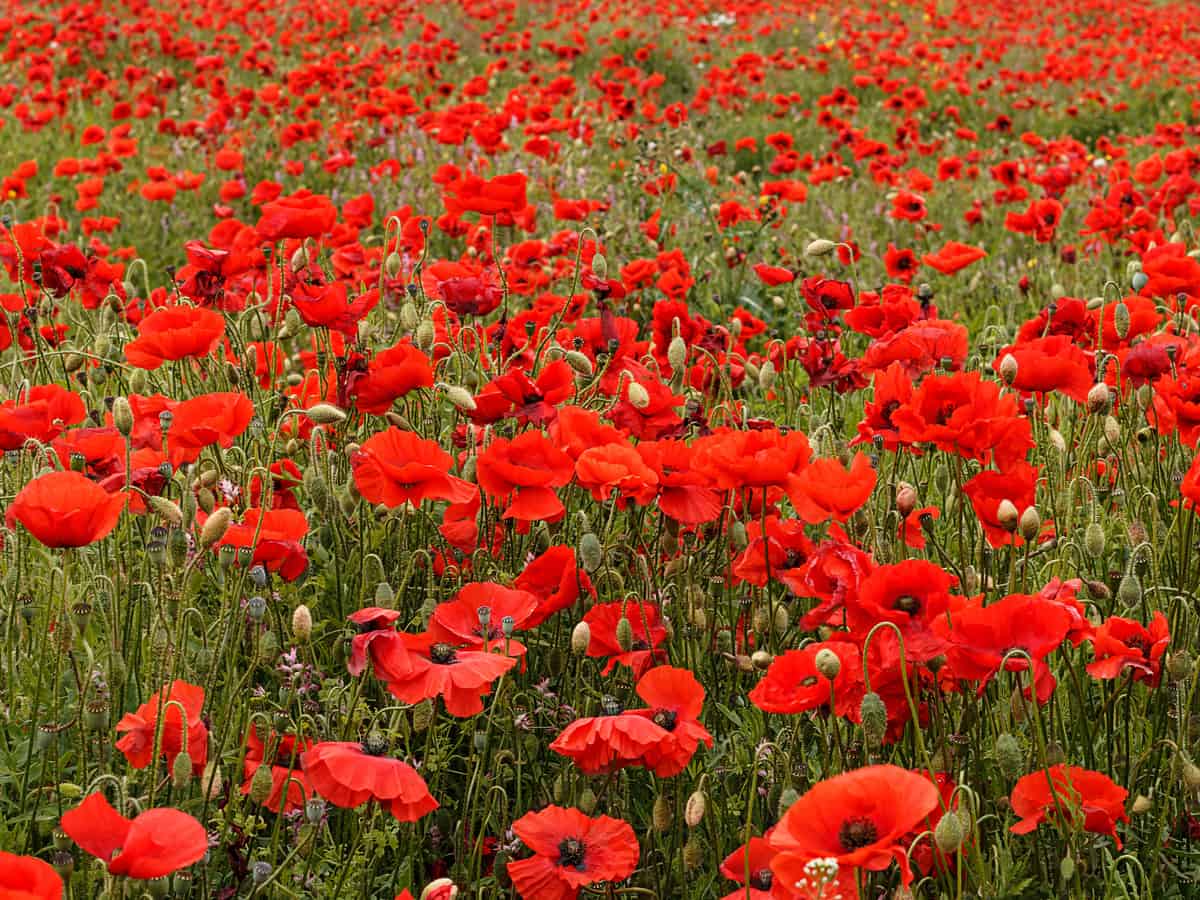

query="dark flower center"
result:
[838,816,879,851]
[893,594,921,615]
[631,639,650,651]
[558,837,587,871]
[430,642,458,664]
[652,709,677,731]
[361,733,388,756]
[750,868,773,889]
[1125,635,1150,654]
[933,403,958,425]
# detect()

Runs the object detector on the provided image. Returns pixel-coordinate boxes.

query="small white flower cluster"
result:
[794,857,842,899]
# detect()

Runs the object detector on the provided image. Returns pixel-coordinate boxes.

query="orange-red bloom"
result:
[508,806,639,900]
[1010,765,1129,847]
[302,739,438,822]
[60,792,207,879]
[124,305,226,369]
[5,469,127,548]
[115,680,208,775]
[0,850,63,900]
[242,729,315,813]
[351,428,477,508]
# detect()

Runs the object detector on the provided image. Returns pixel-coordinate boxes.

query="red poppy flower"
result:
[302,739,438,822]
[753,263,794,287]
[429,582,539,655]
[1004,197,1062,243]
[507,806,639,900]
[515,550,589,628]
[209,508,310,581]
[256,192,338,241]
[892,371,1033,471]
[166,391,255,466]
[60,792,207,879]
[845,559,958,662]
[796,539,875,630]
[290,281,381,337]
[1086,611,1169,684]
[347,607,406,676]
[242,729,315,813]
[476,431,574,522]
[718,832,778,899]
[922,240,987,275]
[933,592,1070,703]
[883,243,918,283]
[692,427,811,491]
[1010,765,1129,847]
[371,632,517,717]
[785,451,877,524]
[5,470,127,548]
[1139,241,1200,299]
[624,665,714,777]
[768,765,940,887]
[124,305,227,369]
[583,601,668,677]
[961,462,1039,548]
[550,708,670,775]
[0,850,63,900]
[115,679,209,775]
[994,335,1093,404]
[607,372,685,441]
[443,172,528,217]
[574,442,660,507]
[800,276,855,315]
[0,384,86,450]
[421,261,504,318]
[749,640,861,717]
[351,428,477,508]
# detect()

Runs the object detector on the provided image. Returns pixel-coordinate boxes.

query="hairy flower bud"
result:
[859,692,887,745]
[440,384,477,412]
[998,353,1018,386]
[805,238,837,257]
[248,759,274,804]
[615,616,634,652]
[1117,572,1142,607]
[570,621,591,655]
[627,381,651,410]
[896,482,917,517]
[305,403,347,425]
[996,733,1023,780]
[1019,506,1041,541]
[200,506,233,548]
[814,648,842,681]
[292,604,313,642]
[653,794,672,831]
[667,335,688,372]
[579,532,602,572]
[934,810,966,854]
[171,751,193,791]
[685,790,707,827]
[758,360,777,392]
[148,496,184,527]
[1087,382,1111,414]
[996,499,1020,532]
[112,396,134,437]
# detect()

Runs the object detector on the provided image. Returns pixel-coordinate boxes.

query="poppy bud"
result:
[1131,271,1148,292]
[996,499,1019,532]
[292,604,313,642]
[440,384,477,412]
[1113,301,1130,339]
[148,496,184,527]
[627,381,651,409]
[578,788,597,815]
[411,699,434,733]
[172,750,193,790]
[934,809,966,854]
[200,506,233,548]
[565,350,593,376]
[167,528,188,568]
[1060,856,1075,882]
[729,520,748,551]
[384,251,404,280]
[1183,757,1200,790]
[400,302,420,332]
[1117,572,1142,607]
[777,786,800,817]
[995,733,1023,779]
[247,759,275,804]
[685,789,707,827]
[113,396,134,437]
[896,482,917,517]
[1131,795,1152,815]
[859,692,887,745]
[653,794,672,831]
[668,335,688,372]
[421,880,458,900]
[759,360,778,392]
[416,319,436,352]
[1167,650,1193,682]
[578,533,603,573]
[744,359,760,383]
[1084,522,1105,558]
[1046,427,1066,454]
[615,616,634,652]
[998,353,1018,385]
[1018,506,1041,541]
[591,253,608,281]
[815,648,842,680]
[751,650,773,670]
[1082,382,1111,415]
[773,604,789,634]
[1084,579,1111,601]
[1045,741,1067,767]
[805,238,837,257]
[305,403,347,425]
[682,836,704,870]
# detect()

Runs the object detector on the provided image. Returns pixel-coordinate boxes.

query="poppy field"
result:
[4,0,1200,895]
